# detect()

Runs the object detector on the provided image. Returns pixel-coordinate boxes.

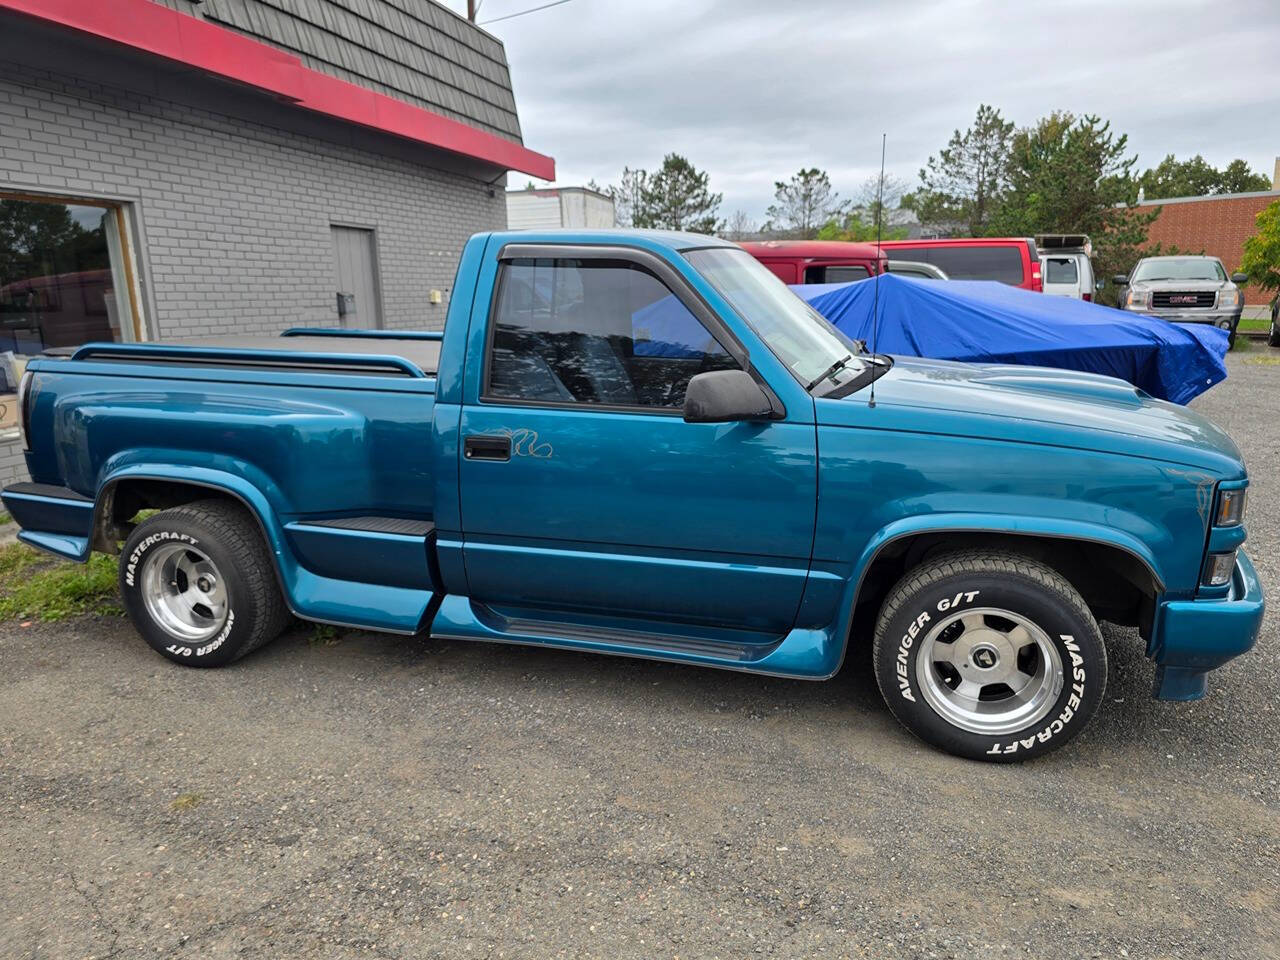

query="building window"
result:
[0,193,140,434]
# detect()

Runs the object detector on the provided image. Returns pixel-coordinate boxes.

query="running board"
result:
[429,596,846,679]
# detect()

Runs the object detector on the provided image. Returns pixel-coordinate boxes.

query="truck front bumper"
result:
[1149,548,1264,700]
[1138,309,1241,330]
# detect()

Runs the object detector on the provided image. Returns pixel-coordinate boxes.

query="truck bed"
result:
[62,329,442,378]
[18,327,443,622]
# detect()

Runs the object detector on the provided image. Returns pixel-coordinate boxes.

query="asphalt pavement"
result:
[1,351,1278,959]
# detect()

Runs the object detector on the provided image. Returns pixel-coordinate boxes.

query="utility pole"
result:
[467,0,477,20]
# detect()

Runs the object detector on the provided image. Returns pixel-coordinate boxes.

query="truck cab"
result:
[1,229,1263,762]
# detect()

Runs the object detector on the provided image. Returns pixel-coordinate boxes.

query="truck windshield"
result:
[684,247,865,389]
[1133,258,1226,282]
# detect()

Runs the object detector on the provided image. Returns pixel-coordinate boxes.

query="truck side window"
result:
[486,258,737,409]
[924,246,1025,285]
[803,265,869,284]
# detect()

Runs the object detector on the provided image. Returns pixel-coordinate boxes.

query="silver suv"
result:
[1114,255,1247,347]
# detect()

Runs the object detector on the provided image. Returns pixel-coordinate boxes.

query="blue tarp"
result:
[794,275,1229,405]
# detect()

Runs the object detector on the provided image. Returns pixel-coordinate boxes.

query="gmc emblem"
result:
[1169,295,1198,304]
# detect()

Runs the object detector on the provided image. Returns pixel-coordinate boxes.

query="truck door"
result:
[456,244,817,635]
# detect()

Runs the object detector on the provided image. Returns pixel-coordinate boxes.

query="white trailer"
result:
[506,187,616,230]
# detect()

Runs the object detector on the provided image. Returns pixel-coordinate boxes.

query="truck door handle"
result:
[464,435,511,462]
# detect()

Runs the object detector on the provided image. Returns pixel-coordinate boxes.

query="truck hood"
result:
[819,356,1244,476]
[1131,279,1230,292]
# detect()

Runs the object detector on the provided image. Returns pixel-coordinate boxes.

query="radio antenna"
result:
[868,132,886,409]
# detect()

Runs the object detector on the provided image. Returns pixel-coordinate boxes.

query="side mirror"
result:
[1112,274,1129,286]
[683,369,775,423]
[1232,272,1248,284]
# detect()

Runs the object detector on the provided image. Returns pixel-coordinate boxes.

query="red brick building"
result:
[1132,184,1280,310]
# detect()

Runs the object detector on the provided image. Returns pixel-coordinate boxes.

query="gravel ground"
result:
[2,351,1278,960]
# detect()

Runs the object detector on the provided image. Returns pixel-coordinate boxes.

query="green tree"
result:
[633,154,722,234]
[991,112,1156,304]
[1240,199,1280,300]
[993,112,1137,235]
[906,104,1014,235]
[1217,159,1272,195]
[815,215,908,243]
[1137,154,1221,200]
[763,168,846,239]
[1138,154,1271,199]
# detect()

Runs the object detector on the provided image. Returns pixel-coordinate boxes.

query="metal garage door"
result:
[330,225,383,328]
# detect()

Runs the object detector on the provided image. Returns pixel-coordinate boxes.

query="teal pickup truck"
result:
[1,230,1264,761]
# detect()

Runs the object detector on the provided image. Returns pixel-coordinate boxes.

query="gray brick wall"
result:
[0,60,509,489]
[0,441,26,494]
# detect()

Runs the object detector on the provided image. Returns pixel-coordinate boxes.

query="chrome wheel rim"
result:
[915,606,1064,736]
[140,543,229,642]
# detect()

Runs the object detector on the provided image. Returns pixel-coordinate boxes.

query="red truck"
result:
[878,238,1043,291]
[738,241,888,285]
[742,238,1043,292]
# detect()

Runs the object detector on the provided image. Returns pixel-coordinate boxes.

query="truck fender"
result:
[824,512,1168,675]
[95,463,299,614]
[852,513,1167,597]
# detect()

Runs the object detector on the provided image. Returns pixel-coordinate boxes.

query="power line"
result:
[479,0,573,25]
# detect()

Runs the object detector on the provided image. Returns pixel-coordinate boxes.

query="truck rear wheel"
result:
[119,499,290,667]
[872,550,1106,762]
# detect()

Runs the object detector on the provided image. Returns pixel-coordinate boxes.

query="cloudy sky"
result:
[443,0,1279,222]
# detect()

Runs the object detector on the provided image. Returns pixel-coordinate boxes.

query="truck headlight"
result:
[1215,488,1246,527]
[1126,288,1150,309]
[1218,289,1240,309]
[1204,550,1237,587]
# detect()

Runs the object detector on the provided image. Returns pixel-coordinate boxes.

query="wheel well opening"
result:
[852,532,1159,647]
[93,479,248,555]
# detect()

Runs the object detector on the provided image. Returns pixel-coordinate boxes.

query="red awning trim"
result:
[0,0,555,180]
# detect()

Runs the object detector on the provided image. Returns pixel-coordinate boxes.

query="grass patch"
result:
[0,543,122,622]
[308,623,342,647]
[0,512,12,525]
[170,792,203,812]
[1237,316,1270,332]
[1244,355,1280,366]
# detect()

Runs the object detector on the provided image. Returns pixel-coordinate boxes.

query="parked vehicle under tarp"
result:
[795,274,1229,405]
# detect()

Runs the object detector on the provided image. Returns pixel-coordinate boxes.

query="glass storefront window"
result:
[0,195,136,434]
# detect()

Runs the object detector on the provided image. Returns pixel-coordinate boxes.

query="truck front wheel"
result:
[872,550,1106,762]
[119,499,291,667]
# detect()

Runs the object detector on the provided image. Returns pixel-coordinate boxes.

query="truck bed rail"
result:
[68,341,430,378]
[282,327,444,342]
